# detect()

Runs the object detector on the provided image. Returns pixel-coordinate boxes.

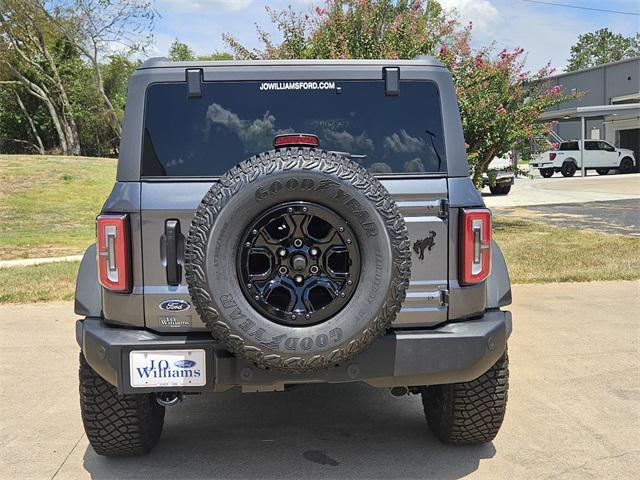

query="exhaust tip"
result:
[390,386,409,397]
[156,392,183,407]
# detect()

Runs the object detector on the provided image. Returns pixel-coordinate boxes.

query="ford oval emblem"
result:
[159,299,191,312]
[175,359,196,368]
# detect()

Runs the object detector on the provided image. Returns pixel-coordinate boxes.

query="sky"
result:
[151,0,640,72]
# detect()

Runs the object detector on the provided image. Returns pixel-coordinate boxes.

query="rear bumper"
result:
[531,163,554,169]
[77,310,512,394]
[482,172,514,187]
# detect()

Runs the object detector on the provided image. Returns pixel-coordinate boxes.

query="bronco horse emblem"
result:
[413,231,437,262]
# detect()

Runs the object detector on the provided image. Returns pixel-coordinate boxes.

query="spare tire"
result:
[185,148,411,373]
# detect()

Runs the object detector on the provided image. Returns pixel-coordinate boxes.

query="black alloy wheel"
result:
[238,201,360,327]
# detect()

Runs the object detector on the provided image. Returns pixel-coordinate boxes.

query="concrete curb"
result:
[0,255,83,268]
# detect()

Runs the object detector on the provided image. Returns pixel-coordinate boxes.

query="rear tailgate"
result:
[138,76,451,331]
[140,179,448,332]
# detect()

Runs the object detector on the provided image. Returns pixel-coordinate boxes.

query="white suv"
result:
[531,140,637,177]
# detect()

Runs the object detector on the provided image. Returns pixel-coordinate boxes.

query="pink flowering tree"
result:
[439,26,573,185]
[224,0,455,60]
[224,0,573,186]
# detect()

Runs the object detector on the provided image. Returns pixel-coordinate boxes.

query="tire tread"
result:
[79,353,164,456]
[422,350,509,445]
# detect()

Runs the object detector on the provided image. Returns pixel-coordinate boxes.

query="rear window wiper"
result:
[328,151,367,162]
[425,129,443,171]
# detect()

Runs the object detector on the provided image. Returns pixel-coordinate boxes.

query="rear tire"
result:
[596,168,609,176]
[79,353,165,456]
[619,157,634,174]
[422,350,509,445]
[489,184,511,195]
[560,162,576,177]
[540,169,554,178]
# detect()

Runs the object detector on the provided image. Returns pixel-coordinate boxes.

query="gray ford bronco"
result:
[75,57,512,456]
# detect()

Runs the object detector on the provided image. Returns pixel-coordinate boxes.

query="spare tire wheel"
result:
[185,148,411,373]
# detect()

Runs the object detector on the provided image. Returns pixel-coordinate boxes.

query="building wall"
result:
[544,58,640,144]
[606,60,640,100]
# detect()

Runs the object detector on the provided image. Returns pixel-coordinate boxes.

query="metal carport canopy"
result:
[538,103,640,176]
[539,103,640,122]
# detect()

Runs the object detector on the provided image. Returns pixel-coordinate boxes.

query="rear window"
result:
[559,141,579,151]
[142,80,446,177]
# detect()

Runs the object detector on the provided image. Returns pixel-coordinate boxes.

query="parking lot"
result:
[483,173,640,237]
[1,281,638,479]
[483,172,640,209]
[494,198,640,236]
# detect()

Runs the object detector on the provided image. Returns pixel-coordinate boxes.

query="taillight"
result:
[96,214,131,292]
[460,209,491,285]
[549,152,557,161]
[273,133,319,148]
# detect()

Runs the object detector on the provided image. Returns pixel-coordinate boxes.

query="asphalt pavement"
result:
[482,172,640,209]
[483,173,640,235]
[1,281,639,479]
[494,198,640,236]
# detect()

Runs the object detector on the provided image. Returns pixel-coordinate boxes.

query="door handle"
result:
[165,220,182,285]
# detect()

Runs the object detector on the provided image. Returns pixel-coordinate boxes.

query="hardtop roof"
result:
[137,56,445,71]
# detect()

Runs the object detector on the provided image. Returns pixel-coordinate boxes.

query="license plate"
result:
[129,349,206,388]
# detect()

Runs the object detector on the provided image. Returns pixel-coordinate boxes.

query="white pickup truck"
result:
[531,140,637,178]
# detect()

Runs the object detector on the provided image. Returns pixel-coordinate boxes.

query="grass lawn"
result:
[494,216,640,283]
[0,155,116,260]
[0,261,80,303]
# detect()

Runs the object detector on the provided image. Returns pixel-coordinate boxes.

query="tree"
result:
[101,54,138,124]
[64,52,138,156]
[0,0,81,154]
[566,28,640,71]
[169,38,233,61]
[14,83,45,154]
[168,38,195,61]
[224,0,454,60]
[0,86,51,154]
[197,51,233,61]
[39,0,157,138]
[0,1,147,156]
[224,0,570,186]
[440,27,571,185]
